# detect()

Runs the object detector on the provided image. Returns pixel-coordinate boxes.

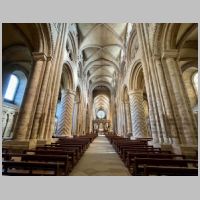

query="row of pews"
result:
[2,134,98,176]
[105,134,198,176]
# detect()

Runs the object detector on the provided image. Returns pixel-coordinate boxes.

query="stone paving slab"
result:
[70,135,130,176]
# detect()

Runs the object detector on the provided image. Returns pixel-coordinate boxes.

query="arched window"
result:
[4,74,19,101]
[3,70,27,106]
[193,72,198,94]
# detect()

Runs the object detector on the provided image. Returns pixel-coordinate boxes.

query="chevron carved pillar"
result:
[129,90,148,139]
[57,89,75,136]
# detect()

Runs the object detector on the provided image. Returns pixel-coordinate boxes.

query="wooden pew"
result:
[117,145,155,155]
[126,152,185,168]
[74,135,97,143]
[24,149,77,169]
[113,141,148,151]
[37,146,80,162]
[44,144,83,156]
[2,160,64,176]
[143,165,198,176]
[2,153,70,175]
[132,158,198,175]
[57,138,90,149]
[121,148,171,162]
[114,142,148,153]
[52,141,88,152]
[2,133,97,176]
[135,138,153,142]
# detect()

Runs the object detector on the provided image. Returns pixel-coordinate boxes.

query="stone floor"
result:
[70,135,130,176]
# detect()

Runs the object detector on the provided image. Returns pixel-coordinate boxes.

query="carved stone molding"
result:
[162,49,179,59]
[129,90,143,96]
[32,52,47,61]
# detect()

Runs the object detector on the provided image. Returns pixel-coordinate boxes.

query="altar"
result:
[92,119,111,134]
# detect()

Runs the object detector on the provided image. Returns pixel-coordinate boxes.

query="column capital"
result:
[46,56,53,62]
[153,53,161,60]
[62,89,76,95]
[66,89,76,96]
[129,90,143,96]
[32,52,47,61]
[124,101,130,104]
[162,49,179,59]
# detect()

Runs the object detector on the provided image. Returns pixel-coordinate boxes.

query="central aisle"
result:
[70,135,130,176]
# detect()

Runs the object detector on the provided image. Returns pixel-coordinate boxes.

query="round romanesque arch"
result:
[129,61,145,91]
[62,62,75,91]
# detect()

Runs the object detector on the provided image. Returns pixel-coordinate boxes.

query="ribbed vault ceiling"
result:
[77,23,132,119]
[77,23,129,87]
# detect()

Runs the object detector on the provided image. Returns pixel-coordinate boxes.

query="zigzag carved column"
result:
[57,89,75,136]
[129,90,148,139]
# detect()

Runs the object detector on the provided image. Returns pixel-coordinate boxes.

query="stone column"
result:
[111,103,116,133]
[38,25,65,141]
[121,102,126,136]
[45,23,69,139]
[124,101,132,135]
[72,100,80,135]
[3,112,15,138]
[154,56,180,144]
[85,108,89,133]
[78,102,84,135]
[119,103,124,135]
[129,90,148,139]
[139,23,173,144]
[56,89,75,136]
[82,103,86,133]
[13,52,46,140]
[163,51,197,145]
[88,98,93,132]
[30,56,52,140]
[76,101,81,134]
[136,24,159,143]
